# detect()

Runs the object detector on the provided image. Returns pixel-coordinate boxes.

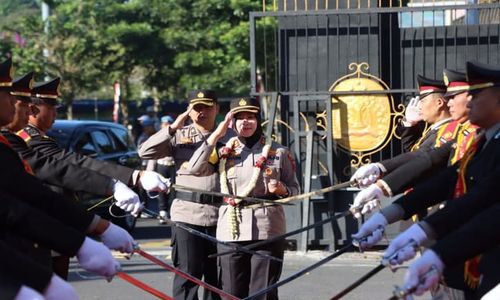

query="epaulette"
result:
[16,129,33,142]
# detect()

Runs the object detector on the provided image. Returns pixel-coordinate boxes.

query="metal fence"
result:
[249,2,500,250]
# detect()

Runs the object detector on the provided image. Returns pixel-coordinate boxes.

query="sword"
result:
[330,264,386,300]
[142,208,283,263]
[211,203,362,259]
[330,240,419,300]
[387,266,441,300]
[159,183,294,206]
[243,243,355,300]
[274,180,356,204]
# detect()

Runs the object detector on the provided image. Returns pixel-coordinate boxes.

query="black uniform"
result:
[0,140,98,268]
[0,241,52,300]
[389,126,500,297]
[19,124,135,185]
[396,120,426,152]
[2,129,113,195]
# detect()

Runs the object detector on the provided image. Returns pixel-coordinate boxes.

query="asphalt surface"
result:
[69,218,433,300]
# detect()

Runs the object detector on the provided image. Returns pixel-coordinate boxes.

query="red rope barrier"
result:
[135,249,240,300]
[117,272,172,300]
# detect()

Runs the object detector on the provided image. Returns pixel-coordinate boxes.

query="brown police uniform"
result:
[138,90,230,300]
[187,97,300,300]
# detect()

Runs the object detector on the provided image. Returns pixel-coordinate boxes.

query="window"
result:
[91,131,114,154]
[110,127,136,151]
[74,133,97,154]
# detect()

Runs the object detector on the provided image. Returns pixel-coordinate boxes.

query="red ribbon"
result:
[117,272,172,300]
[135,249,241,300]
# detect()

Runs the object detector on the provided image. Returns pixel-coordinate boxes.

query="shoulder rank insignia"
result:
[16,129,32,142]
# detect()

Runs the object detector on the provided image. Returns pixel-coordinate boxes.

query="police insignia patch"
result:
[265,167,273,176]
[24,126,40,137]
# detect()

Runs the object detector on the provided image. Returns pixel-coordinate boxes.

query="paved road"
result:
[69,218,432,300]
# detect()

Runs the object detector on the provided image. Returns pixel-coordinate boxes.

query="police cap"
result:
[443,69,469,98]
[0,58,14,91]
[230,97,260,115]
[11,72,34,102]
[417,75,446,98]
[188,90,217,107]
[466,61,500,93]
[31,77,60,106]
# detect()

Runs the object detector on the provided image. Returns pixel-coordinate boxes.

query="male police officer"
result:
[355,61,500,299]
[139,90,233,300]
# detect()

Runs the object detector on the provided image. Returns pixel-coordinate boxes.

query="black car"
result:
[47,120,142,231]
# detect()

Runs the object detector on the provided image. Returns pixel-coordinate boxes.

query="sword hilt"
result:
[351,224,385,248]
[381,239,419,266]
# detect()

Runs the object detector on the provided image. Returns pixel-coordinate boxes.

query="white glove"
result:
[139,171,169,192]
[43,274,79,300]
[403,250,444,296]
[403,96,422,126]
[113,180,142,216]
[351,184,384,219]
[77,237,121,277]
[351,164,381,188]
[351,212,388,250]
[100,223,135,253]
[482,283,500,300]
[14,286,44,300]
[382,224,428,266]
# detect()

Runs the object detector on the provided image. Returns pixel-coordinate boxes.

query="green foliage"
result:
[0,0,260,108]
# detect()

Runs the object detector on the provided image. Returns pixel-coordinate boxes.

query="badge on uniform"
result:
[264,167,273,176]
[180,137,193,144]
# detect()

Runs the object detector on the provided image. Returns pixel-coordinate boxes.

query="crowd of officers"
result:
[351,61,500,300]
[0,57,170,299]
[1,52,499,300]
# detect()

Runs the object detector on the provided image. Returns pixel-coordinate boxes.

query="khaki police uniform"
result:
[188,133,300,300]
[139,119,233,300]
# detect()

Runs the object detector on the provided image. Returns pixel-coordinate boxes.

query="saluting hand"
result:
[170,106,193,131]
[207,111,233,145]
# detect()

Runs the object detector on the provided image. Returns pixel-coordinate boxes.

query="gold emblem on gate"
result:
[328,63,392,152]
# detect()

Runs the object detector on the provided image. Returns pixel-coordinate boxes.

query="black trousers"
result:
[218,240,285,300]
[172,223,220,300]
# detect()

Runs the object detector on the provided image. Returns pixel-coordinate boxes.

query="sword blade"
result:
[243,244,354,300]
[330,264,386,300]
[275,180,355,204]
[142,208,282,263]
[172,184,294,206]
[210,210,352,258]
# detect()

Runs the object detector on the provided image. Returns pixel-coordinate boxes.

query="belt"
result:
[174,190,222,205]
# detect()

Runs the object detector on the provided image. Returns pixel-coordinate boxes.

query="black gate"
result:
[249,1,500,250]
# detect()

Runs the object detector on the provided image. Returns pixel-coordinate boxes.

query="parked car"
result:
[47,120,142,232]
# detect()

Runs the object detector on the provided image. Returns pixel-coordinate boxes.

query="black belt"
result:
[174,190,222,204]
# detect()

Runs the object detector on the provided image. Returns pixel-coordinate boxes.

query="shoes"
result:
[158,210,168,224]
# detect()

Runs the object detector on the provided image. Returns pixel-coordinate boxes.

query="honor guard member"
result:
[0,191,124,299]
[350,69,476,218]
[17,77,168,206]
[3,75,142,216]
[354,61,500,299]
[188,97,300,300]
[396,76,450,152]
[3,75,143,278]
[0,58,133,275]
[139,90,232,300]
[350,75,454,217]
